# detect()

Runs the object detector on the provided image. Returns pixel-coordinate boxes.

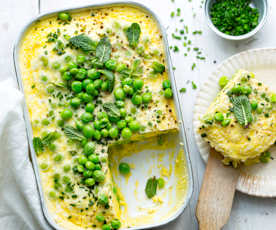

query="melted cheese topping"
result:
[18,5,187,230]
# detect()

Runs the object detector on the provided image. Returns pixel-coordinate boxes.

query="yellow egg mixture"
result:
[18,5,188,230]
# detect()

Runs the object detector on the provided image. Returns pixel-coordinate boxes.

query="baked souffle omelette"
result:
[198,70,276,166]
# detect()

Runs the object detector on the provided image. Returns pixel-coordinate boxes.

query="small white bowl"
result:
[204,0,268,41]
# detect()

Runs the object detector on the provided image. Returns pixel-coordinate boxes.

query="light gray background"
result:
[2,0,276,229]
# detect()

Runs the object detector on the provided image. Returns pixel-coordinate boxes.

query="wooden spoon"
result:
[196,148,240,230]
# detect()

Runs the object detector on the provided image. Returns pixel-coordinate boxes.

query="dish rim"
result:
[12,1,194,229]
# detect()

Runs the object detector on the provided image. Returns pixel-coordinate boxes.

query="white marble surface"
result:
[1,0,276,229]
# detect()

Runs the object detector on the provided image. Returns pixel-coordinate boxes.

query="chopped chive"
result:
[191,63,196,70]
[192,81,197,89]
[172,33,182,40]
[180,88,186,93]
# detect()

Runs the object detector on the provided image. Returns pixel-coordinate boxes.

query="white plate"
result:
[193,48,276,197]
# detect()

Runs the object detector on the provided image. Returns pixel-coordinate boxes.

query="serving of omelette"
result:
[18,5,188,230]
[198,69,276,166]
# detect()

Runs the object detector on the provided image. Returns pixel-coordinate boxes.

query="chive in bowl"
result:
[204,0,268,40]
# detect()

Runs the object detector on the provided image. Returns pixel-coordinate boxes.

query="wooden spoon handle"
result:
[196,149,240,230]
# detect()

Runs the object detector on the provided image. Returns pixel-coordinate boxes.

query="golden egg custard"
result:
[198,70,276,165]
[18,5,184,230]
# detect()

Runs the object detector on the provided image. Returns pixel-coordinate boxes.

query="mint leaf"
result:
[96,37,111,63]
[98,70,115,92]
[69,34,97,52]
[125,23,141,48]
[64,126,85,142]
[230,95,253,127]
[103,103,120,123]
[33,137,44,154]
[145,176,158,198]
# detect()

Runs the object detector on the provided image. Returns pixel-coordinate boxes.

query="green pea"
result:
[40,56,48,67]
[81,112,93,123]
[102,224,111,230]
[93,130,101,140]
[116,63,127,72]
[85,103,95,113]
[221,118,231,127]
[152,62,165,74]
[48,191,56,199]
[101,81,108,91]
[76,68,87,80]
[231,85,242,94]
[78,155,88,165]
[88,154,100,163]
[105,59,117,70]
[87,69,100,80]
[59,66,68,74]
[96,214,105,222]
[62,71,72,81]
[256,107,263,114]
[214,112,224,122]
[61,109,73,121]
[111,219,121,229]
[241,85,252,95]
[71,81,83,93]
[52,62,61,70]
[109,127,119,139]
[82,125,95,138]
[85,178,95,186]
[218,76,229,89]
[164,88,173,98]
[117,120,127,129]
[125,116,134,123]
[82,79,92,89]
[76,54,86,64]
[63,165,71,173]
[119,162,130,175]
[83,170,93,178]
[54,154,63,162]
[42,118,50,126]
[70,97,81,109]
[40,162,49,171]
[132,94,142,105]
[85,161,95,170]
[86,83,96,95]
[120,108,127,118]
[41,75,48,82]
[114,88,125,100]
[162,80,171,89]
[133,79,144,91]
[128,120,140,132]
[94,164,102,170]
[251,101,258,110]
[64,55,72,63]
[67,62,77,70]
[115,100,125,108]
[123,85,134,95]
[46,85,54,94]
[58,12,70,21]
[271,94,276,103]
[57,119,64,127]
[98,112,108,120]
[84,142,96,155]
[101,129,109,138]
[77,164,84,173]
[94,120,101,130]
[94,79,103,89]
[93,170,105,182]
[142,92,152,103]
[157,178,165,189]
[75,120,84,131]
[122,77,133,86]
[121,127,132,139]
[62,176,71,184]
[70,67,79,75]
[82,93,93,103]
[98,194,109,206]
